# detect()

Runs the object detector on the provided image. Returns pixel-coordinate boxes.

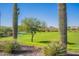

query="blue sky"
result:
[0,3,79,27]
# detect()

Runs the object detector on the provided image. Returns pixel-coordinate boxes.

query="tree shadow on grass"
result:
[67,42,76,45]
[39,41,51,44]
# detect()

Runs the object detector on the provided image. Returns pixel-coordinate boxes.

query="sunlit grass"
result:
[0,32,79,52]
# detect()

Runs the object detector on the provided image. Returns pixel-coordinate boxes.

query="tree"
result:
[0,12,1,37]
[22,17,42,42]
[48,26,58,32]
[41,21,47,32]
[58,3,67,55]
[0,26,12,37]
[13,3,19,42]
[18,25,25,32]
[67,26,71,32]
[4,27,12,36]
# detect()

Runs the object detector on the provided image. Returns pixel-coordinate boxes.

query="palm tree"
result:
[58,3,67,55]
[0,12,1,27]
[13,3,19,42]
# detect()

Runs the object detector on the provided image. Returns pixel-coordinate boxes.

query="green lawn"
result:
[0,32,79,52]
[67,32,79,52]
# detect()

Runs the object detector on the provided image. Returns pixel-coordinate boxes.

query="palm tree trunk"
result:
[0,12,1,27]
[13,3,19,42]
[0,12,1,38]
[58,3,67,55]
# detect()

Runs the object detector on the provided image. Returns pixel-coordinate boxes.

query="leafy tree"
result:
[67,26,72,32]
[18,25,26,32]
[41,22,47,32]
[48,26,58,32]
[0,26,12,37]
[37,21,47,32]
[22,17,42,42]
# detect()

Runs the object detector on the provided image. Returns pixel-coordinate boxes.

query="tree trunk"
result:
[58,3,67,55]
[0,12,2,38]
[31,33,34,42]
[13,3,19,40]
[0,12,1,27]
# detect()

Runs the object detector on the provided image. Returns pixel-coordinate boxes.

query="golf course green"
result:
[0,32,79,52]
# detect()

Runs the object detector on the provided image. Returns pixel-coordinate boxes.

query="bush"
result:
[0,41,13,53]
[44,41,66,56]
[11,42,21,54]
[0,41,21,55]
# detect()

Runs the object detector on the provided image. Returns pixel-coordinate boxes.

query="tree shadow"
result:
[39,41,51,43]
[67,42,76,45]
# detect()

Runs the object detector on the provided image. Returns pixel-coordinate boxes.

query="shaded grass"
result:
[39,41,51,43]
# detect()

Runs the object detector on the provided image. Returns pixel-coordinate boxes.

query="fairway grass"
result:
[68,31,79,52]
[0,32,79,52]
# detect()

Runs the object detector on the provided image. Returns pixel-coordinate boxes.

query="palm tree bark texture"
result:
[13,3,19,40]
[58,3,67,55]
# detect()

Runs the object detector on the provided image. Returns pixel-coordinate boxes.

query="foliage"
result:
[38,21,47,32]
[21,17,42,42]
[18,25,26,32]
[11,42,21,54]
[44,41,66,56]
[20,18,59,32]
[67,26,79,32]
[0,41,13,53]
[0,26,12,37]
[48,26,58,32]
[0,41,21,54]
[21,18,42,32]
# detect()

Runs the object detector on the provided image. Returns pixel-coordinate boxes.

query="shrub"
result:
[0,41,22,55]
[11,42,21,54]
[44,41,66,56]
[0,41,13,53]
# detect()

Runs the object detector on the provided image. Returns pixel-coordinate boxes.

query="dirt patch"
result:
[11,45,44,56]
